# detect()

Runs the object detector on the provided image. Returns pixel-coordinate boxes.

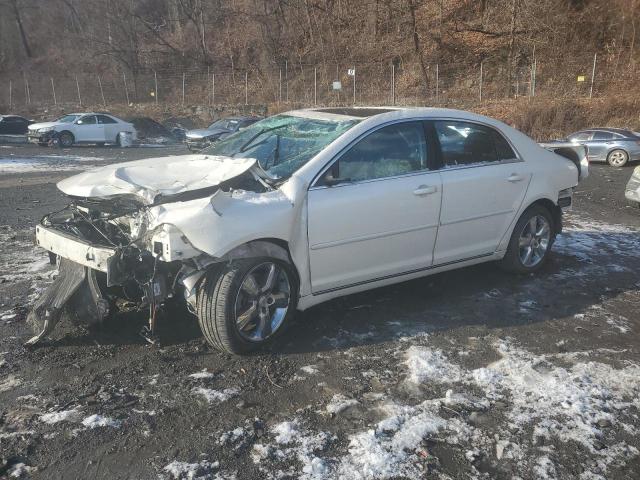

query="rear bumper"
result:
[35,223,115,273]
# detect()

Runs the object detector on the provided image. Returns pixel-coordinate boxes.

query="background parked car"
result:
[0,115,34,135]
[185,116,261,151]
[27,113,137,147]
[563,128,640,167]
[127,117,181,144]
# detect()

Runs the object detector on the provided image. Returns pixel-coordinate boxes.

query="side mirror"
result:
[76,120,83,125]
[322,171,351,187]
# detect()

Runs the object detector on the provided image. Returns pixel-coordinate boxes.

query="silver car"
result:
[185,116,261,151]
[565,128,640,167]
[626,166,640,205]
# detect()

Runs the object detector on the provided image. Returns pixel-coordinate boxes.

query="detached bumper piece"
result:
[25,258,110,346]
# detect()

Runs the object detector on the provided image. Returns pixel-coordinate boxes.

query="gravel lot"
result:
[1,144,639,480]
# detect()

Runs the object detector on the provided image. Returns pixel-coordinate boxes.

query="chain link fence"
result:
[1,54,635,111]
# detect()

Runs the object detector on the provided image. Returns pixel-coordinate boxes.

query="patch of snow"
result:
[325,394,359,415]
[40,408,83,424]
[300,365,319,375]
[163,459,219,479]
[7,462,35,478]
[192,387,239,404]
[0,374,22,392]
[81,414,121,429]
[405,346,462,384]
[189,369,215,379]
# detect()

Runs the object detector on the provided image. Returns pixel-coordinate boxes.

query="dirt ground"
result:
[1,144,639,480]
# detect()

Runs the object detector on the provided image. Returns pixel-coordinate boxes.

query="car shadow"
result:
[43,229,640,352]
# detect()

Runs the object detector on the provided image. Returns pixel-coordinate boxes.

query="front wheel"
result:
[196,258,298,354]
[607,149,629,167]
[501,205,554,274]
[57,131,74,148]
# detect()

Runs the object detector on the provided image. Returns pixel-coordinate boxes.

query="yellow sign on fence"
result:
[577,75,586,82]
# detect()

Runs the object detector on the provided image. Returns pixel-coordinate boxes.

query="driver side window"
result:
[331,122,427,183]
[79,115,97,125]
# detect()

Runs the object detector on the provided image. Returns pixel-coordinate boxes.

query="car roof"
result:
[578,128,635,136]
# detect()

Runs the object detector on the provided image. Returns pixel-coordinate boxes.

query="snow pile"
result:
[252,419,334,479]
[0,154,102,173]
[405,345,463,384]
[40,408,83,424]
[300,365,319,375]
[189,369,215,379]
[163,459,219,479]
[325,394,359,415]
[192,387,239,404]
[81,414,121,429]
[7,462,36,478]
[337,402,448,479]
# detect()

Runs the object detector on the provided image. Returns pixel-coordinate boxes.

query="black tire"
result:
[196,258,298,354]
[58,131,74,148]
[501,204,555,274]
[115,133,122,147]
[607,149,629,167]
[37,142,48,147]
[96,142,105,147]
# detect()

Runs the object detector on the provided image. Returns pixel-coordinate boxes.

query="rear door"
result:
[432,120,531,264]
[74,115,103,142]
[586,131,614,161]
[307,121,442,293]
[97,115,119,143]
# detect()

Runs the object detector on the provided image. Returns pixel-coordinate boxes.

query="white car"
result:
[28,107,588,353]
[27,112,137,147]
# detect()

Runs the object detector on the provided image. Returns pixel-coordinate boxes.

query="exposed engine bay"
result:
[28,166,275,346]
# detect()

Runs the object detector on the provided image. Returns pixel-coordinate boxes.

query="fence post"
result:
[435,64,439,102]
[245,71,248,105]
[98,76,106,106]
[314,67,317,105]
[285,60,288,102]
[589,52,597,99]
[212,73,215,107]
[24,73,31,105]
[207,66,211,106]
[279,69,282,105]
[9,80,12,110]
[123,72,130,105]
[391,64,395,105]
[154,71,158,105]
[75,75,82,106]
[353,66,356,105]
[479,61,483,101]
[182,72,185,106]
[51,77,57,105]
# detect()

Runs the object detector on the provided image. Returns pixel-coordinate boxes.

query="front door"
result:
[74,115,104,142]
[432,120,531,264]
[307,121,442,293]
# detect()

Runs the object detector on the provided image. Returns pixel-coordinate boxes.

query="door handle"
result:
[413,185,438,196]
[507,174,524,183]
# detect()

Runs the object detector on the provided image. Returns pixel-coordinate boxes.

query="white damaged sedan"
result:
[29,107,588,353]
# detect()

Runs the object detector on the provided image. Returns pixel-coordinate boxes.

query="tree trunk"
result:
[11,0,32,58]
[407,0,428,96]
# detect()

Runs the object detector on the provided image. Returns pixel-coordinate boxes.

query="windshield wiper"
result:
[237,124,288,154]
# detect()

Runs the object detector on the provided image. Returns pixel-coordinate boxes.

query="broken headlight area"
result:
[30,202,188,345]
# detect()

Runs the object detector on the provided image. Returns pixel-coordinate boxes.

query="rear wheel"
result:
[115,133,122,147]
[607,149,629,167]
[57,131,74,148]
[501,205,554,274]
[196,258,297,354]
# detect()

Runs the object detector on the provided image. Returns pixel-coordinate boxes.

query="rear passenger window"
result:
[592,131,614,140]
[97,115,117,124]
[335,122,427,182]
[434,121,515,167]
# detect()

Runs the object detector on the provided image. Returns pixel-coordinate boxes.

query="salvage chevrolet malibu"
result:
[28,108,589,353]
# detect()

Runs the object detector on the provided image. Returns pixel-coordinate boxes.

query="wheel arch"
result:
[528,197,562,236]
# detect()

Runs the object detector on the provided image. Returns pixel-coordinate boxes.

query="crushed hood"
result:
[28,122,59,131]
[57,154,257,205]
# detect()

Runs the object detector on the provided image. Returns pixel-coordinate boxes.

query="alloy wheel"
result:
[234,262,291,342]
[518,215,551,267]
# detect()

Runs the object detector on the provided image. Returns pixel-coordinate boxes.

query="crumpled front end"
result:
[27,161,300,345]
